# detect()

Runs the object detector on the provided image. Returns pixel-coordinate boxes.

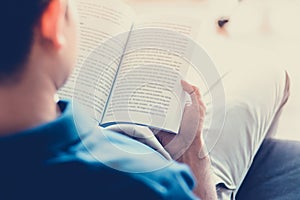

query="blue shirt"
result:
[0,101,199,200]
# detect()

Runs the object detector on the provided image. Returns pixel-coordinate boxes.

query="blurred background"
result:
[125,0,300,141]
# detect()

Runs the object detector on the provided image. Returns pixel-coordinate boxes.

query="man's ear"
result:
[40,0,66,49]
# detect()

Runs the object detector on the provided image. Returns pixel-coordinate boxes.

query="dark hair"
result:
[0,0,52,81]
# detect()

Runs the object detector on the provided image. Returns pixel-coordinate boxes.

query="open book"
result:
[59,0,207,134]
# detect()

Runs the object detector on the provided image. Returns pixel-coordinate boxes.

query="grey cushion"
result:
[236,139,300,200]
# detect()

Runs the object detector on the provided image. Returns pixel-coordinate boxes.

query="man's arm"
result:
[178,136,217,200]
[156,80,217,200]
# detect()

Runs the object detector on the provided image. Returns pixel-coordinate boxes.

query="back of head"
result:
[0,0,51,82]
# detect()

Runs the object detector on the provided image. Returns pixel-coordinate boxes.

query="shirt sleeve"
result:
[130,162,200,200]
[71,128,201,200]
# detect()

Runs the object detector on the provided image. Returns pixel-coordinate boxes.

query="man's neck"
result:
[0,72,60,137]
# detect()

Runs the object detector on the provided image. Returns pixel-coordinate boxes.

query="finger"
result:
[192,86,202,99]
[191,88,201,106]
[181,80,199,105]
[181,80,194,94]
[191,90,206,117]
[181,80,202,99]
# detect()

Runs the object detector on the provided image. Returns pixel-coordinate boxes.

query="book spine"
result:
[99,24,134,125]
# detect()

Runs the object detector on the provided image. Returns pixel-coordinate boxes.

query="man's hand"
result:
[156,80,217,200]
[156,80,206,160]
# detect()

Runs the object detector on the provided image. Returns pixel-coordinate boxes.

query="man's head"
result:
[0,0,77,88]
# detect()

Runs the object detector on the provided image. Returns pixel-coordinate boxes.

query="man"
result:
[0,0,217,199]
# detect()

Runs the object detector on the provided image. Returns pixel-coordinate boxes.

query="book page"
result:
[101,15,202,133]
[58,0,134,122]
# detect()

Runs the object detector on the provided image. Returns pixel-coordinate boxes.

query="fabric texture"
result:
[203,68,290,198]
[0,101,198,200]
[236,139,300,200]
